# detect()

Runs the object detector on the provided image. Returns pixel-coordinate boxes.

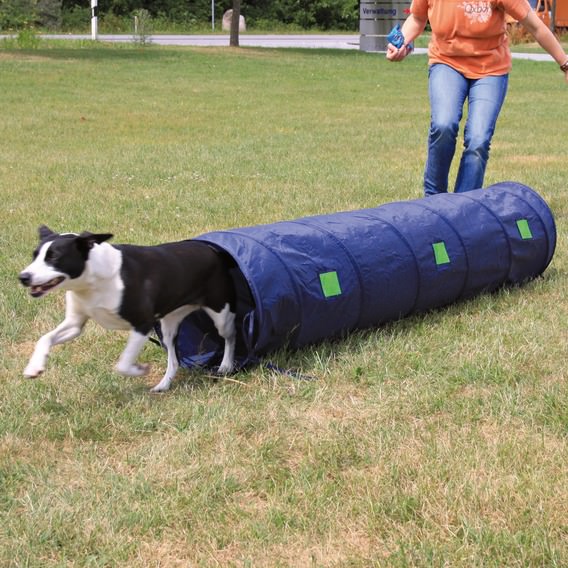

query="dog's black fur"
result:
[115,241,235,335]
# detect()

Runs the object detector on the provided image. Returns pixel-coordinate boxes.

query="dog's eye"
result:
[44,249,55,262]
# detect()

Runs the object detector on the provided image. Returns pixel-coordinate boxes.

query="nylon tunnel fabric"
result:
[173,182,556,369]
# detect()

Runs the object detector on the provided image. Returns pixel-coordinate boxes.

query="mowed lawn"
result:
[0,43,566,566]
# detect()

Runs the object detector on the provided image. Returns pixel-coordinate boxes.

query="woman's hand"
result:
[385,14,426,62]
[386,43,412,61]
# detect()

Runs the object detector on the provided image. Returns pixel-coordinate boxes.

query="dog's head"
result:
[19,225,114,298]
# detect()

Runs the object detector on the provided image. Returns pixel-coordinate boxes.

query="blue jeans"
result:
[424,63,509,196]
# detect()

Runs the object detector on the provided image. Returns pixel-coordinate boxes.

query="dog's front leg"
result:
[24,312,88,378]
[115,330,149,377]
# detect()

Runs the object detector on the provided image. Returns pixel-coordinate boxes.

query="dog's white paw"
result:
[217,362,234,375]
[115,362,150,377]
[23,363,44,378]
[150,381,171,394]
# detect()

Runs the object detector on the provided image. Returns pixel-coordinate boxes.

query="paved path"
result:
[0,33,555,62]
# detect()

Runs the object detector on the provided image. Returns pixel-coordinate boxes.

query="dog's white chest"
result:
[70,283,130,331]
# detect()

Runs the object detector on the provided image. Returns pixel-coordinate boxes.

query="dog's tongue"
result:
[29,277,64,297]
[30,285,47,298]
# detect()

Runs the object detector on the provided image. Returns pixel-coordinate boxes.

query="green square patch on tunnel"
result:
[432,241,451,265]
[516,219,533,240]
[320,271,342,298]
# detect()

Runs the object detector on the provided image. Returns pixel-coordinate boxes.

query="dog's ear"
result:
[38,225,57,241]
[76,232,114,254]
[83,232,114,246]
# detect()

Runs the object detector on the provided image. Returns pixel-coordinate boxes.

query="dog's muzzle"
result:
[19,272,65,297]
[19,272,32,287]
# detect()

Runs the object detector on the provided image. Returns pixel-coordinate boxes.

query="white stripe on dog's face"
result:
[21,241,68,297]
[27,241,62,280]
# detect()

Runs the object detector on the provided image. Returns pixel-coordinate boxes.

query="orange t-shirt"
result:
[411,0,531,78]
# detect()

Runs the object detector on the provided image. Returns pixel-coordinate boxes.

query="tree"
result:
[229,0,240,47]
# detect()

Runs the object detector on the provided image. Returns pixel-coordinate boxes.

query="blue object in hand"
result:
[387,24,413,51]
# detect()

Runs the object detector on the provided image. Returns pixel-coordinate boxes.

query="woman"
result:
[386,0,568,195]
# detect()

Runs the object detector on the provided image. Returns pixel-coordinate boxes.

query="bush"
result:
[0,0,61,31]
[37,0,62,29]
[55,0,359,33]
[60,4,89,31]
[99,11,132,33]
[132,8,152,45]
[0,0,33,30]
[243,0,358,30]
[17,25,41,46]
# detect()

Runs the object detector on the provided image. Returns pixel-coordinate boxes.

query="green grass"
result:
[0,43,567,566]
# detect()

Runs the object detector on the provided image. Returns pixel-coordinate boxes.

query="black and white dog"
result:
[19,226,236,392]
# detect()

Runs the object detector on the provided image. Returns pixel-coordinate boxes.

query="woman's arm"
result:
[386,14,428,61]
[520,10,568,82]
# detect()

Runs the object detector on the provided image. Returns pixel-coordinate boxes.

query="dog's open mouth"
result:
[30,277,65,298]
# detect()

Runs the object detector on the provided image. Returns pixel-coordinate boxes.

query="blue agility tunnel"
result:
[173,182,556,369]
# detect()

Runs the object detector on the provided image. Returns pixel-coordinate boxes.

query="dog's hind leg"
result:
[24,295,88,378]
[150,305,198,393]
[115,330,150,377]
[203,303,236,375]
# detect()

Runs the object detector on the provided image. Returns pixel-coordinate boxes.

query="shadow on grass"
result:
[0,41,380,63]
[0,44,183,62]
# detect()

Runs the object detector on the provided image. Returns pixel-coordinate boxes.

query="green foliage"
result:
[240,0,359,30]
[3,0,360,32]
[16,25,40,47]
[60,3,88,31]
[0,0,32,29]
[0,25,41,47]
[36,0,61,28]
[55,0,359,32]
[0,0,61,30]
